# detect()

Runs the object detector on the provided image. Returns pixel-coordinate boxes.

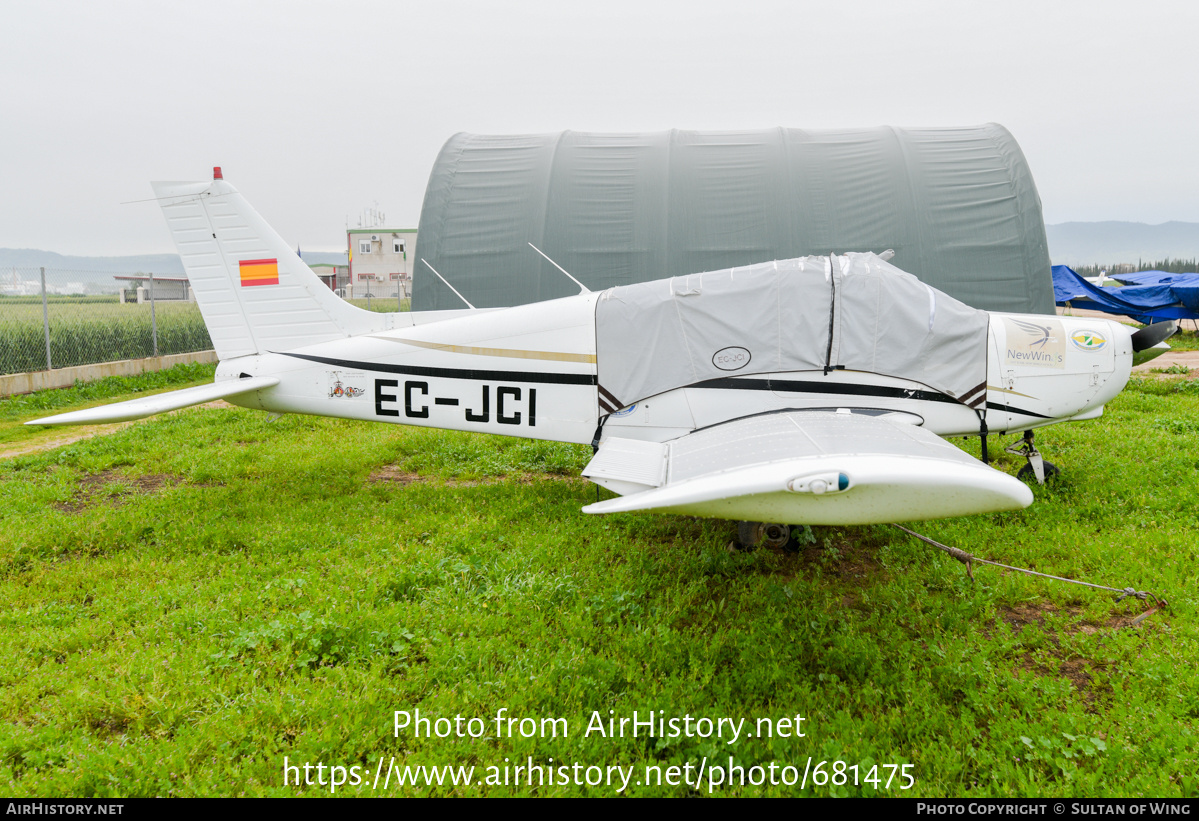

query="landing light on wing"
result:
[788,472,850,494]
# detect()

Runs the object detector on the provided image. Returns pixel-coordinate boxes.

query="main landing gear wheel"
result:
[736,521,800,552]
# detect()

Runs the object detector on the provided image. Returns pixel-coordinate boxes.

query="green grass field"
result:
[0,365,1197,797]
[1159,327,1199,351]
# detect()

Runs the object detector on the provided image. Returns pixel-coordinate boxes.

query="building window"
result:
[393,240,405,253]
[359,240,371,255]
[358,273,375,281]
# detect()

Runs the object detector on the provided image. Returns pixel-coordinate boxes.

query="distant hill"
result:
[1046,222,1199,266]
[0,249,186,275]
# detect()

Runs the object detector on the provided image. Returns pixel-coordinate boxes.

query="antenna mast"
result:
[528,243,591,294]
[421,259,476,310]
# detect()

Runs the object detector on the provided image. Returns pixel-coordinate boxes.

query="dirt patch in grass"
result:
[998,601,1134,708]
[55,469,179,513]
[82,708,133,736]
[370,467,449,486]
[800,527,887,579]
[1017,652,1103,704]
[813,542,882,581]
[1001,600,1158,636]
[1016,652,1108,707]
[1135,350,1199,377]
[3,400,234,461]
[1058,658,1094,694]
[1000,601,1061,633]
[0,422,140,460]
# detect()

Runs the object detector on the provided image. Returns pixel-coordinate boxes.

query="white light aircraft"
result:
[30,171,1176,543]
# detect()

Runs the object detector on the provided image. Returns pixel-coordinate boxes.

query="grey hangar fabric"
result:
[413,125,1053,315]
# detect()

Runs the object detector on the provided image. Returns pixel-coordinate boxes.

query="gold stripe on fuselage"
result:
[371,335,597,364]
[987,384,1036,399]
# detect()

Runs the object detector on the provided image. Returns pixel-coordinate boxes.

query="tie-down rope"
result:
[889,524,1167,624]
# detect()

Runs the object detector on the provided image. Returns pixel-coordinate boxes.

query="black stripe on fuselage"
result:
[985,402,1053,420]
[277,351,597,386]
[280,353,1054,421]
[689,376,1053,420]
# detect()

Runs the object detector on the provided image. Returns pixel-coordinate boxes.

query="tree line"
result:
[1071,258,1199,277]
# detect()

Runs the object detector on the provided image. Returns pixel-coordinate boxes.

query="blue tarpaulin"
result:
[1052,265,1199,324]
[1109,270,1199,286]
[1108,270,1199,313]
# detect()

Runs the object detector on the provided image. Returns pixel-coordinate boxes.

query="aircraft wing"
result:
[25,377,280,427]
[582,411,1032,525]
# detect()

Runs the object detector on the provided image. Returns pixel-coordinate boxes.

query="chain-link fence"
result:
[0,268,213,376]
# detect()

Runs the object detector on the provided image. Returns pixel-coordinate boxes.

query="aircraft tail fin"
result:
[152,173,390,360]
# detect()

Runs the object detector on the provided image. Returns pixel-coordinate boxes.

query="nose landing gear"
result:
[1006,430,1060,485]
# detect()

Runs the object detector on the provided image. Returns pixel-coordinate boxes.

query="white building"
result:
[347,227,417,300]
[114,274,192,303]
[308,263,349,294]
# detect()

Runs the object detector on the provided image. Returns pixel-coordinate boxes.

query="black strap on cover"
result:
[823,253,837,375]
[590,416,608,455]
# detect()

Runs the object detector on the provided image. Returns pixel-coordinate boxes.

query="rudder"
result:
[152,174,388,359]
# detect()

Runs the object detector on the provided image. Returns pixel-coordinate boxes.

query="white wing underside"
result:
[582,411,1032,525]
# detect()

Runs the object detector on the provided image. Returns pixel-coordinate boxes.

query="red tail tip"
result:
[213,166,223,180]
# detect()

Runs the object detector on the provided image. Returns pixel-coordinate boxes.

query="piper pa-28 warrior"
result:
[31,171,1176,543]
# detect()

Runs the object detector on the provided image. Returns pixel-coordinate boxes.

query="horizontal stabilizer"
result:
[25,377,279,427]
[583,411,1032,525]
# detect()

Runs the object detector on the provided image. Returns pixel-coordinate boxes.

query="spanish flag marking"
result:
[239,258,280,287]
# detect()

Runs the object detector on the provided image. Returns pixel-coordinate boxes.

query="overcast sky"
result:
[2,0,1196,255]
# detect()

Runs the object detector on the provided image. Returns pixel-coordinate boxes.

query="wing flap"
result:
[25,377,280,427]
[583,411,1032,525]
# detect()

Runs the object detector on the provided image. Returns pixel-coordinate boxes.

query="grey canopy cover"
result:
[594,253,989,414]
[415,125,1053,314]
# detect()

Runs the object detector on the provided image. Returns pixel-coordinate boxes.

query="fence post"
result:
[397,281,402,312]
[149,272,158,357]
[40,267,52,371]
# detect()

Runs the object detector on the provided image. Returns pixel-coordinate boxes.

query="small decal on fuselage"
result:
[712,346,752,371]
[1070,329,1107,351]
[1004,317,1065,369]
[327,371,367,399]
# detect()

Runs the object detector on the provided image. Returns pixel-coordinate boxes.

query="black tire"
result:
[736,521,791,550]
[736,521,760,550]
[1017,460,1060,483]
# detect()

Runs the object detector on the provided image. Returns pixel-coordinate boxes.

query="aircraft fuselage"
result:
[217,292,1135,447]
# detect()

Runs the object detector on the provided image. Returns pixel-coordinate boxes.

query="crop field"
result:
[345,297,411,313]
[0,296,212,375]
[0,365,1197,797]
[0,295,417,376]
